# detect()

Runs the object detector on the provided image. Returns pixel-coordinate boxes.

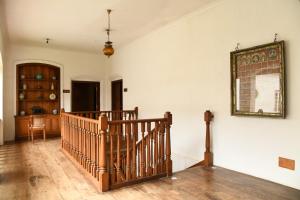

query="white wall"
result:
[107,0,300,189]
[4,44,108,141]
[0,1,7,146]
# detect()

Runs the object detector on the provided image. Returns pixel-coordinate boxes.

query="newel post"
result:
[60,108,65,148]
[134,106,139,119]
[164,112,172,176]
[203,110,214,167]
[98,113,109,192]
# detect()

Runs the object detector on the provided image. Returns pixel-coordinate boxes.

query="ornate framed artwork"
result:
[230,41,286,118]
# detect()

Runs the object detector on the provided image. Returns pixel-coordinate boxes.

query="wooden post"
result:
[164,112,172,177]
[98,114,109,192]
[60,108,65,148]
[134,107,138,119]
[203,110,213,167]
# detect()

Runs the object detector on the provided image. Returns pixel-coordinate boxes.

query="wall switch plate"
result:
[279,157,295,170]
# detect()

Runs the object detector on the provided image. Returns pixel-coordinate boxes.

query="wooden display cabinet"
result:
[15,63,61,140]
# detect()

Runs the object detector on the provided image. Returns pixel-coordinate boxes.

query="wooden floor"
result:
[0,139,299,200]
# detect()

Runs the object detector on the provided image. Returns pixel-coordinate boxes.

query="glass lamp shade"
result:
[103,41,114,57]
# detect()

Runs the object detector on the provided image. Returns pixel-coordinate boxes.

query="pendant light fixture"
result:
[103,9,114,57]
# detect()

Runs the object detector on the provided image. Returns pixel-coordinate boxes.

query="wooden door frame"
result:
[71,80,100,112]
[111,79,123,111]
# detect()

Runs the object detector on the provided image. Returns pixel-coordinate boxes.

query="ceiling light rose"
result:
[103,9,114,57]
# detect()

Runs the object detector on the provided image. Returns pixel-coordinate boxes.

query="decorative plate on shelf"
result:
[35,73,43,80]
[49,93,56,100]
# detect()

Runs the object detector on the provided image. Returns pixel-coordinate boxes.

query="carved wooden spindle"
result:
[132,122,138,179]
[164,112,172,176]
[153,122,159,175]
[203,110,214,167]
[91,123,96,177]
[98,114,109,192]
[146,122,151,176]
[109,125,115,184]
[83,121,87,169]
[60,108,65,148]
[87,122,91,173]
[139,122,144,177]
[116,125,121,183]
[125,123,131,180]
[160,122,165,173]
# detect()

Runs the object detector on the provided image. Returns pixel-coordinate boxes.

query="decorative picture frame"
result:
[230,41,286,118]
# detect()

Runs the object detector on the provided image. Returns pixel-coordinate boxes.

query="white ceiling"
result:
[3,0,217,53]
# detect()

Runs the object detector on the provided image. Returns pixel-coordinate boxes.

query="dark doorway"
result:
[71,80,100,112]
[111,79,123,111]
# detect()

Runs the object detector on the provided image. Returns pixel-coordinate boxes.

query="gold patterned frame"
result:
[230,41,286,118]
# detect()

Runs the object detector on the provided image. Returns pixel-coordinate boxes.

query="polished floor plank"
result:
[0,138,299,200]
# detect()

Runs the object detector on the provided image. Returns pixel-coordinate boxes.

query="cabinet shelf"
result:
[19,78,58,82]
[18,89,59,92]
[16,63,61,140]
[19,99,58,102]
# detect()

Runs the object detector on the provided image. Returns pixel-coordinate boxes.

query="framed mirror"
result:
[230,41,286,118]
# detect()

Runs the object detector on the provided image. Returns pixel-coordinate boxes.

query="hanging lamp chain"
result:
[106,9,112,42]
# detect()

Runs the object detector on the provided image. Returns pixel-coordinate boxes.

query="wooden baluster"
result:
[98,114,109,192]
[69,117,72,153]
[79,119,82,165]
[83,120,85,166]
[65,116,68,151]
[96,122,101,179]
[150,127,153,175]
[116,124,121,183]
[132,122,138,179]
[82,120,86,167]
[73,118,76,157]
[109,125,115,185]
[66,116,68,151]
[160,122,165,172]
[83,121,86,170]
[137,142,140,177]
[87,121,90,171]
[87,122,90,173]
[75,118,78,161]
[78,119,81,162]
[146,122,151,176]
[77,118,80,162]
[70,117,72,154]
[60,109,65,148]
[164,112,172,176]
[125,123,131,180]
[91,122,96,177]
[69,117,72,154]
[94,122,98,177]
[76,118,78,160]
[140,122,145,177]
[90,122,93,174]
[153,122,158,175]
[107,112,111,121]
[158,121,162,174]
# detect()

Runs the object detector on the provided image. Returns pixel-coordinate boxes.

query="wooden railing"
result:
[60,109,172,192]
[67,107,138,121]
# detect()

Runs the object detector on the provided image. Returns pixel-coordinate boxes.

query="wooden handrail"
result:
[108,118,166,124]
[67,107,138,121]
[60,108,172,192]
